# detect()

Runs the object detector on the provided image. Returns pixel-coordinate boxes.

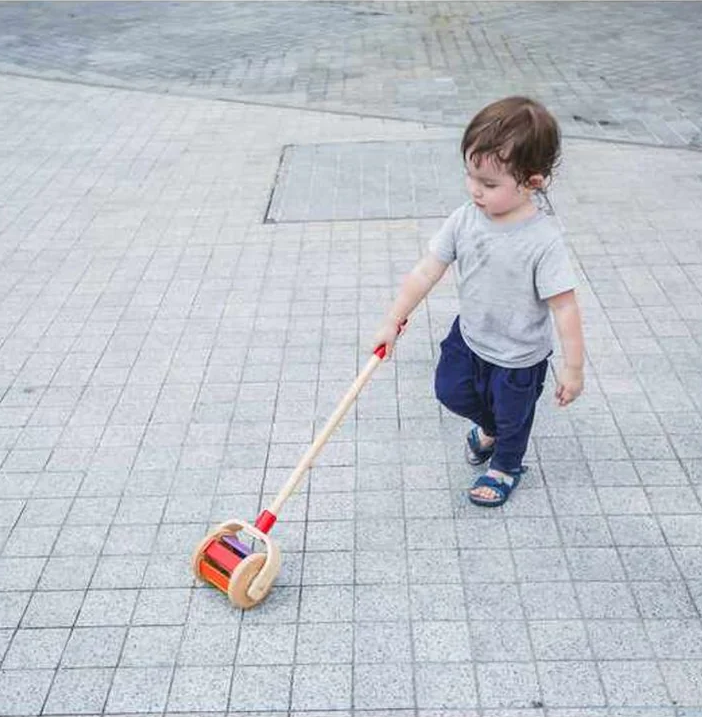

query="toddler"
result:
[373,96,584,507]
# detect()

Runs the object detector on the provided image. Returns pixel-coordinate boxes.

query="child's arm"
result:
[373,253,449,357]
[547,290,585,406]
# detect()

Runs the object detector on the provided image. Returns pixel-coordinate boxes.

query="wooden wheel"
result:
[227,553,270,609]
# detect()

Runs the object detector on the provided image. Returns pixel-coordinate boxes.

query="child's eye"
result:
[484,183,497,189]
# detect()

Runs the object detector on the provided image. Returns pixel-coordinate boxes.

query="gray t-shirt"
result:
[429,202,577,368]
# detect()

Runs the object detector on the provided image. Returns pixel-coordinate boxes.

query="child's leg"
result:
[468,360,548,505]
[489,361,549,474]
[434,317,495,434]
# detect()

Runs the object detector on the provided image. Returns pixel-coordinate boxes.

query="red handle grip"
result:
[374,319,407,359]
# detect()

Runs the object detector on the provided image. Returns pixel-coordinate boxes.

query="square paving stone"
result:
[21,590,83,628]
[3,627,70,668]
[0,592,31,629]
[131,588,190,625]
[356,584,410,621]
[237,623,296,665]
[121,624,184,667]
[631,581,698,618]
[566,547,625,581]
[106,666,172,713]
[177,622,240,664]
[537,661,605,707]
[61,626,126,667]
[619,547,682,581]
[0,557,46,590]
[354,621,412,663]
[574,582,639,619]
[586,619,653,659]
[470,620,532,662]
[0,669,54,716]
[416,663,477,709]
[77,588,138,626]
[413,620,471,662]
[529,620,591,660]
[291,663,352,711]
[44,667,113,714]
[299,585,353,622]
[599,660,669,706]
[167,665,232,712]
[476,662,540,709]
[354,663,414,710]
[660,660,702,705]
[520,582,582,620]
[608,515,665,546]
[514,548,571,582]
[228,664,292,712]
[464,582,524,620]
[295,622,352,664]
[410,583,467,621]
[645,619,702,659]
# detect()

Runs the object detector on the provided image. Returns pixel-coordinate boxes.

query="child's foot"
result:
[465,426,495,466]
[468,467,526,507]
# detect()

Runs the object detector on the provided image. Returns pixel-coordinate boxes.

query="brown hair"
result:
[461,96,561,186]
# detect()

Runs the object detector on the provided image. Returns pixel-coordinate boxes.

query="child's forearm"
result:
[549,292,584,369]
[384,254,449,324]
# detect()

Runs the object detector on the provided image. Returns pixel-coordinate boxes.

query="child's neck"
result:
[485,199,538,226]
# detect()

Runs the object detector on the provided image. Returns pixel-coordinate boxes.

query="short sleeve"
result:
[428,206,463,264]
[535,237,578,299]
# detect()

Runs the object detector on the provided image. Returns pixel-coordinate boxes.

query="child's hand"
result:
[372,318,403,359]
[555,365,584,407]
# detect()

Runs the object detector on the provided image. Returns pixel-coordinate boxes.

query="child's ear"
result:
[526,174,545,190]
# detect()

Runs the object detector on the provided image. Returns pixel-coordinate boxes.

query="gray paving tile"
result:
[413,620,471,662]
[121,625,183,667]
[575,581,640,619]
[61,626,126,667]
[44,667,114,715]
[77,589,138,626]
[476,662,539,709]
[586,619,653,659]
[291,663,352,711]
[537,661,605,707]
[354,663,414,710]
[105,666,172,713]
[3,626,69,668]
[659,660,702,706]
[529,620,591,661]
[416,662,477,709]
[0,669,54,716]
[598,660,669,707]
[167,665,232,712]
[228,664,292,712]
[295,622,353,665]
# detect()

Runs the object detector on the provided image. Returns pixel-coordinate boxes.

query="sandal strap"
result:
[472,474,512,497]
[468,427,493,456]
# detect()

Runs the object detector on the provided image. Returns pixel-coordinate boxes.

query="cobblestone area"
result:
[0,2,701,147]
[1,3,702,716]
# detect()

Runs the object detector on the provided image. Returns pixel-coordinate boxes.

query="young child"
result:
[373,96,584,507]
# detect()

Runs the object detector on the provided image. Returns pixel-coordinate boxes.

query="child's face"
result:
[464,150,533,220]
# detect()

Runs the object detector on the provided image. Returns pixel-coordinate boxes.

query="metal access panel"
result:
[265,139,465,223]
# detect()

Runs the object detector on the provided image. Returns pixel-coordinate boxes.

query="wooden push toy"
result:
[191,329,403,609]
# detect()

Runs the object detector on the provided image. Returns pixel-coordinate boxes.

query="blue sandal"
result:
[465,426,495,466]
[468,468,526,508]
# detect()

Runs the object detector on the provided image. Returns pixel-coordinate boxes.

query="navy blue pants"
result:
[435,317,548,474]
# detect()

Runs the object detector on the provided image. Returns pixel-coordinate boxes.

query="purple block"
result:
[221,534,252,558]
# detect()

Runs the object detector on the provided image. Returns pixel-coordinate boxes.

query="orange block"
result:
[199,560,229,593]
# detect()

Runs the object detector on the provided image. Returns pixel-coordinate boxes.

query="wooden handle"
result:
[268,352,383,515]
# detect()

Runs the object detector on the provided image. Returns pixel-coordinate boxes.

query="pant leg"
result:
[434,317,496,435]
[489,360,548,474]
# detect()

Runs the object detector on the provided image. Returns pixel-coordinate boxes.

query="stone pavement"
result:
[1,3,702,716]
